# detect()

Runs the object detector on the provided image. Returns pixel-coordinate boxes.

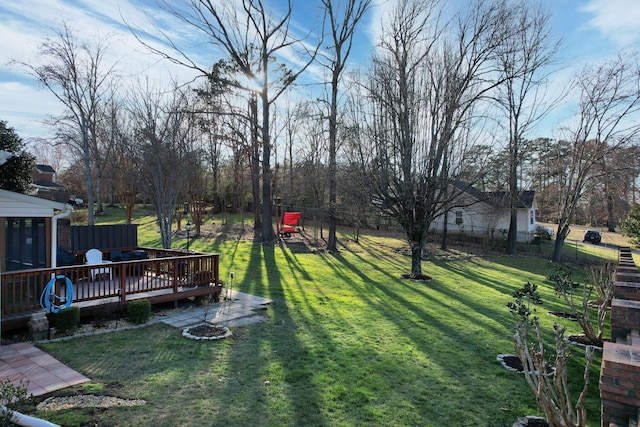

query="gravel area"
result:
[36,394,146,411]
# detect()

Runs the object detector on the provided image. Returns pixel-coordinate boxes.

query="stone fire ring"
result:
[182,324,233,341]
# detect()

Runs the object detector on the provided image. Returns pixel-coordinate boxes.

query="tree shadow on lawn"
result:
[320,249,598,426]
[277,241,314,283]
[333,250,511,340]
[208,241,329,426]
[344,234,411,272]
[248,240,506,424]
[207,234,588,425]
[323,253,534,424]
[270,248,506,423]
[438,256,567,302]
[332,240,513,338]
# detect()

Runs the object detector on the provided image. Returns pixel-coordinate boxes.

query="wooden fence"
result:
[71,224,138,251]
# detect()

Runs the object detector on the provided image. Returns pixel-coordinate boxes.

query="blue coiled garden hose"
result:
[40,275,74,313]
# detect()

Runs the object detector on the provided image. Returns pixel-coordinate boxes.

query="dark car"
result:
[583,229,602,245]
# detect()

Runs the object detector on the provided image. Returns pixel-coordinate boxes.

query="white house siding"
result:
[430,194,538,243]
[0,189,67,217]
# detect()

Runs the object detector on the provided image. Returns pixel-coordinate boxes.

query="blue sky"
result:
[1,0,639,144]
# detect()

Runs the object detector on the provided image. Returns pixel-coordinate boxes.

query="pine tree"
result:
[620,204,640,245]
[0,120,35,194]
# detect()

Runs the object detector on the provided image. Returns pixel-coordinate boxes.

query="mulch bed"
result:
[186,324,229,338]
[566,334,605,348]
[547,311,578,321]
[497,354,554,375]
[513,416,549,427]
[400,274,432,282]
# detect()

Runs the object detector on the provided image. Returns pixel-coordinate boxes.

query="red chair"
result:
[280,212,302,238]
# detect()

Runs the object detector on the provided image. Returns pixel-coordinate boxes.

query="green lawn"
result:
[32,207,606,426]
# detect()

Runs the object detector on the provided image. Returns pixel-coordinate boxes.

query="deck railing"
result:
[1,248,219,315]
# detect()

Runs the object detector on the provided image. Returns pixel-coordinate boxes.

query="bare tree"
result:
[550,263,615,346]
[93,95,122,214]
[129,81,196,249]
[19,23,115,225]
[320,0,372,252]
[138,0,318,243]
[590,145,639,230]
[508,282,593,427]
[367,0,511,278]
[514,322,593,427]
[552,53,640,262]
[29,138,67,176]
[296,102,329,244]
[99,98,138,222]
[277,99,305,210]
[194,65,260,226]
[494,0,561,255]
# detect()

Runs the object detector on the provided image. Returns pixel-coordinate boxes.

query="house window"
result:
[529,210,534,225]
[5,218,46,271]
[455,211,463,225]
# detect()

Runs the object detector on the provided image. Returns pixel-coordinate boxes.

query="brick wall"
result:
[610,299,640,343]
[57,218,72,251]
[614,270,640,283]
[600,339,640,425]
[614,282,640,302]
[600,249,640,427]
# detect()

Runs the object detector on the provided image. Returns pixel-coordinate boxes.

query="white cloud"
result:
[581,0,640,46]
[0,0,208,139]
[0,81,60,139]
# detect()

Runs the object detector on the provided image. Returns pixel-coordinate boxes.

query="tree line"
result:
[5,0,640,277]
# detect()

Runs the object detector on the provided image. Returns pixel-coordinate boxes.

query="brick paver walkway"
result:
[0,342,89,397]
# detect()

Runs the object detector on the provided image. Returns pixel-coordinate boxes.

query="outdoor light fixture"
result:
[186,221,192,251]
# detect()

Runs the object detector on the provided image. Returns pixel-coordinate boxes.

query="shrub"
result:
[534,225,552,240]
[127,300,151,324]
[0,379,28,426]
[55,306,80,334]
[69,210,88,225]
[620,203,640,245]
[509,281,593,427]
[550,265,615,346]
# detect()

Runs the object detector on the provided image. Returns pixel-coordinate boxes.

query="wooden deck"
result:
[1,247,221,332]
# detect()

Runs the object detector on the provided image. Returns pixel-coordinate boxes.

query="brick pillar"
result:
[616,270,640,283]
[601,250,640,426]
[614,281,640,302]
[610,299,640,343]
[600,341,640,426]
[57,218,72,251]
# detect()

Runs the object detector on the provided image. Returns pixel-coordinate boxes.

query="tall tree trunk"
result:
[250,94,261,230]
[552,236,565,263]
[506,209,518,254]
[441,211,448,251]
[96,173,104,214]
[552,222,572,262]
[260,82,274,242]
[327,74,338,251]
[506,140,518,255]
[408,225,427,278]
[607,194,615,232]
[83,133,94,226]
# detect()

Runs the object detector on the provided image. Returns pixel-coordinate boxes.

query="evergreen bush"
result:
[127,300,151,324]
[55,306,80,334]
